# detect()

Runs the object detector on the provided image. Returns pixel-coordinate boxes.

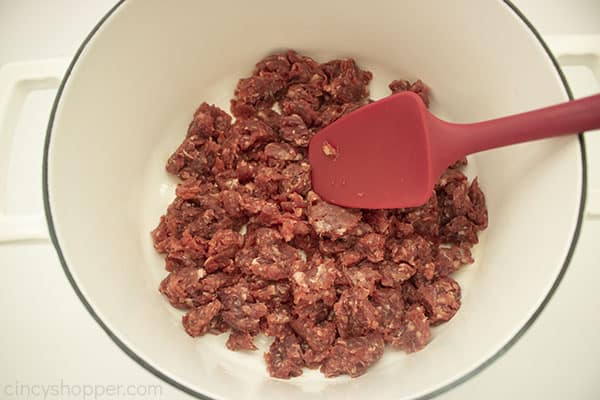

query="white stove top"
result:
[1,1,599,399]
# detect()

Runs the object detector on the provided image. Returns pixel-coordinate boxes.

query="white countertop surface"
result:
[1,1,599,399]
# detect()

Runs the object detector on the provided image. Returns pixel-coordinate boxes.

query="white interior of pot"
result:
[47,0,582,399]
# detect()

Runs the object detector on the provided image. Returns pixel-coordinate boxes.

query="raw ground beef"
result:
[152,50,488,379]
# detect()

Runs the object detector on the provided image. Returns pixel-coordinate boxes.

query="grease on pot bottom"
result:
[150,50,488,379]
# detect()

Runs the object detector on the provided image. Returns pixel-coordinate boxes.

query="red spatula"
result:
[309,92,600,209]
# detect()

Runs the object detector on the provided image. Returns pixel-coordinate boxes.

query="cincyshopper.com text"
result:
[3,380,163,399]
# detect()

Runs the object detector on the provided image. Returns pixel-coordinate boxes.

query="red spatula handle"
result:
[442,93,600,156]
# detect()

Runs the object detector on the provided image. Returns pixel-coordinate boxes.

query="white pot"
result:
[43,1,586,399]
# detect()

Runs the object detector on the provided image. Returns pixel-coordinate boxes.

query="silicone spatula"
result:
[308,91,600,209]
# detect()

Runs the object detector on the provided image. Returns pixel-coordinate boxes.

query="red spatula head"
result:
[310,90,600,209]
[309,91,436,209]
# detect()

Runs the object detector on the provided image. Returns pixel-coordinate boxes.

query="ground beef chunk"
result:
[437,167,468,188]
[252,281,292,306]
[389,79,430,107]
[157,222,213,272]
[387,235,433,267]
[356,233,386,262]
[404,194,441,238]
[302,345,330,369]
[393,219,415,239]
[264,142,299,161]
[265,335,305,379]
[322,59,372,104]
[159,267,209,308]
[279,114,311,147]
[291,256,338,306]
[315,102,363,127]
[321,140,338,159]
[277,216,307,242]
[233,119,276,152]
[280,97,319,127]
[226,330,257,351]
[186,102,232,139]
[320,334,385,378]
[390,304,431,353]
[153,50,488,379]
[291,320,337,353]
[255,53,291,77]
[379,260,416,287]
[208,314,229,335]
[338,250,364,267]
[319,236,356,255]
[372,288,405,343]
[363,209,392,234]
[439,179,473,222]
[468,178,488,229]
[440,216,479,246]
[343,263,381,294]
[450,157,468,169]
[435,245,473,277]
[284,84,323,111]
[287,50,325,84]
[198,272,239,293]
[204,229,243,273]
[264,308,293,338]
[293,300,332,326]
[232,72,286,115]
[333,288,379,338]
[280,162,311,196]
[182,300,223,337]
[250,238,305,281]
[166,136,220,180]
[417,277,462,325]
[307,195,362,239]
[217,280,252,309]
[348,221,373,237]
[221,302,268,334]
[220,190,244,219]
